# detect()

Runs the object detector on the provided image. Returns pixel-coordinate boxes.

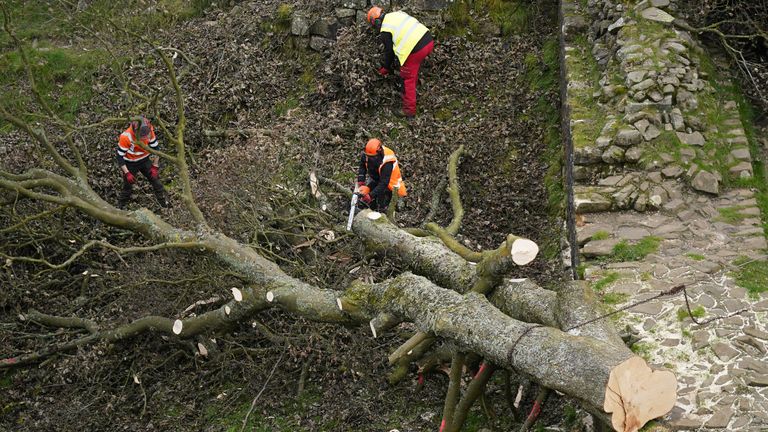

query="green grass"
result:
[0,46,118,123]
[593,271,620,291]
[716,205,750,223]
[603,292,629,304]
[1,0,215,127]
[442,0,535,38]
[641,129,682,168]
[605,236,662,262]
[592,230,610,241]
[274,96,300,117]
[207,386,329,431]
[677,305,705,321]
[567,35,604,149]
[630,342,654,362]
[685,253,706,261]
[731,257,768,297]
[732,84,768,238]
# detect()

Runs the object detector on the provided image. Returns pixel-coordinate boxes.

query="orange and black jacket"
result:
[358,153,393,199]
[116,125,159,167]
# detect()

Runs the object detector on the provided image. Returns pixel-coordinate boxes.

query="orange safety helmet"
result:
[364,138,382,156]
[366,6,384,27]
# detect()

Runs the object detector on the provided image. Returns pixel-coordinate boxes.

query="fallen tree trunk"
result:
[342,272,675,429]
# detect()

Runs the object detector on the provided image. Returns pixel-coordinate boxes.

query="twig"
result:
[241,346,286,432]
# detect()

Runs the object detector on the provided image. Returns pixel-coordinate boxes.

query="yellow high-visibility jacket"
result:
[380,11,429,66]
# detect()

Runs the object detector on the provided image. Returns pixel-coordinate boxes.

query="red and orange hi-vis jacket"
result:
[116,124,159,166]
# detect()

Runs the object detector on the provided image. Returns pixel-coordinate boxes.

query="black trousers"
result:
[359,181,392,212]
[118,158,167,207]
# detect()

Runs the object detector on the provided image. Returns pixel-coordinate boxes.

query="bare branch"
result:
[1,239,202,270]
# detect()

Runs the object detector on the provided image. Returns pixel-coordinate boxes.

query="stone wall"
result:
[563,0,755,214]
[289,0,450,52]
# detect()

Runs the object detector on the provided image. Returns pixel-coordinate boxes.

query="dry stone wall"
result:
[564,0,756,213]
[561,0,768,430]
[290,0,448,52]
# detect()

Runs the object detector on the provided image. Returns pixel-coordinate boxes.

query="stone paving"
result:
[561,0,768,430]
[578,186,768,430]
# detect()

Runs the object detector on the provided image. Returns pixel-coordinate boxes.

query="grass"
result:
[442,0,535,38]
[593,271,620,291]
[603,292,629,304]
[685,253,705,261]
[531,35,565,261]
[605,236,662,262]
[592,230,610,241]
[731,257,768,298]
[274,96,300,117]
[0,46,118,124]
[630,341,654,362]
[641,130,682,168]
[207,386,329,431]
[0,0,216,127]
[567,35,604,149]
[716,205,750,223]
[677,305,705,321]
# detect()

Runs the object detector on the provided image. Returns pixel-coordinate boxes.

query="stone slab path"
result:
[578,184,767,430]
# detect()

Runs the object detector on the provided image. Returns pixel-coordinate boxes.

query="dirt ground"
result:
[0,1,576,430]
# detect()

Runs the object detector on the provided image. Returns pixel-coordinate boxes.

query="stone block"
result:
[677,131,705,146]
[692,171,719,195]
[642,123,660,141]
[627,70,647,83]
[582,238,621,257]
[574,192,613,213]
[711,342,739,361]
[671,108,685,131]
[310,17,340,39]
[574,146,603,165]
[615,128,642,147]
[335,8,356,20]
[632,78,656,92]
[641,7,675,22]
[309,36,335,51]
[602,145,625,164]
[730,147,751,161]
[625,146,643,162]
[729,161,753,176]
[340,0,367,8]
[291,15,311,36]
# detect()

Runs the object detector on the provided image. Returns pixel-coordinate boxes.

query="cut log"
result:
[510,238,539,265]
[604,357,677,432]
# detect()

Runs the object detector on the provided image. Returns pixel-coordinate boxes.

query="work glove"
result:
[357,181,365,188]
[150,165,159,180]
[360,193,372,204]
[124,172,136,184]
[377,67,390,76]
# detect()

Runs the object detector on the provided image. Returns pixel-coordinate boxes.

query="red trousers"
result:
[400,40,434,116]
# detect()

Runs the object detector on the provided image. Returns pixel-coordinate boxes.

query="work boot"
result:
[394,109,415,120]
